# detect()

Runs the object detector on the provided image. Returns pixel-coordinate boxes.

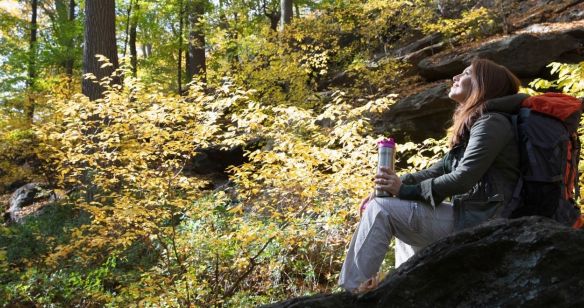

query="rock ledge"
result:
[267,217,584,308]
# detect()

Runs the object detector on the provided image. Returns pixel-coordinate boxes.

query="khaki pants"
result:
[395,238,420,267]
[338,197,454,291]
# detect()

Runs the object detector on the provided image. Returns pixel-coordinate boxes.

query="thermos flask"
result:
[375,138,396,197]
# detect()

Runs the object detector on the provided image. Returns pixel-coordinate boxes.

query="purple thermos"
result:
[375,138,396,197]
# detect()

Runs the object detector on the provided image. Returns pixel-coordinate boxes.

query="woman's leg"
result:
[394,238,421,268]
[338,197,454,291]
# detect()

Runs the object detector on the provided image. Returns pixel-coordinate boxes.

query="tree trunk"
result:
[177,0,184,94]
[123,0,134,57]
[26,0,38,122]
[65,0,75,80]
[129,1,138,76]
[185,15,190,83]
[186,0,206,84]
[142,43,152,58]
[262,0,280,31]
[268,13,279,31]
[280,0,293,30]
[82,0,119,101]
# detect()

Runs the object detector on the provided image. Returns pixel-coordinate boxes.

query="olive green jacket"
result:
[399,94,528,230]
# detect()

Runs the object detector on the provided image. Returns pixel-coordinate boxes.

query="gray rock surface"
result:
[6,183,56,222]
[267,217,584,307]
[508,0,584,30]
[374,82,453,142]
[394,33,444,58]
[400,42,445,66]
[417,26,584,81]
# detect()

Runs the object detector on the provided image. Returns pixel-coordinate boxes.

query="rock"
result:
[508,0,584,30]
[553,3,584,23]
[374,82,454,142]
[417,23,584,81]
[394,33,444,58]
[267,217,584,307]
[401,42,445,66]
[6,183,57,223]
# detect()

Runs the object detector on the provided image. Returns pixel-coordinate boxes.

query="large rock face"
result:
[374,82,453,142]
[267,217,584,307]
[417,24,584,81]
[507,0,584,30]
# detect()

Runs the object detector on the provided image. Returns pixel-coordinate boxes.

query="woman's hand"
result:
[359,192,373,216]
[374,167,402,196]
[359,168,401,216]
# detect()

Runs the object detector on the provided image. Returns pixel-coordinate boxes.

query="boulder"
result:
[400,42,445,66]
[374,82,453,142]
[393,33,444,58]
[417,23,584,81]
[267,217,584,307]
[6,183,57,223]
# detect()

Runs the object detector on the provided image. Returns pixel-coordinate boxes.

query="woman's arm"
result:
[400,159,445,185]
[400,113,514,206]
[375,147,448,200]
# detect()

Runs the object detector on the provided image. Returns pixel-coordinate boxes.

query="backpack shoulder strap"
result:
[573,130,581,202]
[495,111,522,218]
[502,177,523,218]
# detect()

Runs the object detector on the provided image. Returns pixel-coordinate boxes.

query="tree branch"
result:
[223,201,311,297]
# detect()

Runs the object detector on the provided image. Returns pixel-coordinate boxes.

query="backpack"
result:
[500,93,583,228]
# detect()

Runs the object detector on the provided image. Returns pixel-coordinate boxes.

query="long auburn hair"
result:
[448,58,521,148]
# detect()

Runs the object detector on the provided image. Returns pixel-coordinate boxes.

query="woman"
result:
[339,58,527,292]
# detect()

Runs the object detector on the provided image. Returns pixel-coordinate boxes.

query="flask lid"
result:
[377,138,395,148]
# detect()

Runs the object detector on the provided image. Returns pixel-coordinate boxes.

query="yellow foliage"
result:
[423,7,498,45]
[27,60,417,305]
[0,112,37,192]
[35,71,221,266]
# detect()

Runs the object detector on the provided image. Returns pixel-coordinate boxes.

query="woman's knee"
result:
[363,197,395,217]
[367,197,418,225]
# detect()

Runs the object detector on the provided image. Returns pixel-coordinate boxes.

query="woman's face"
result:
[449,65,473,103]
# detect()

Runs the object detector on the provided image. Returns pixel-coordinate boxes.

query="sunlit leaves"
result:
[530,62,584,97]
[35,70,219,266]
[423,7,498,45]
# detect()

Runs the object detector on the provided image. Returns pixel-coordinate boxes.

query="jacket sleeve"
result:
[415,113,513,207]
[400,159,445,185]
